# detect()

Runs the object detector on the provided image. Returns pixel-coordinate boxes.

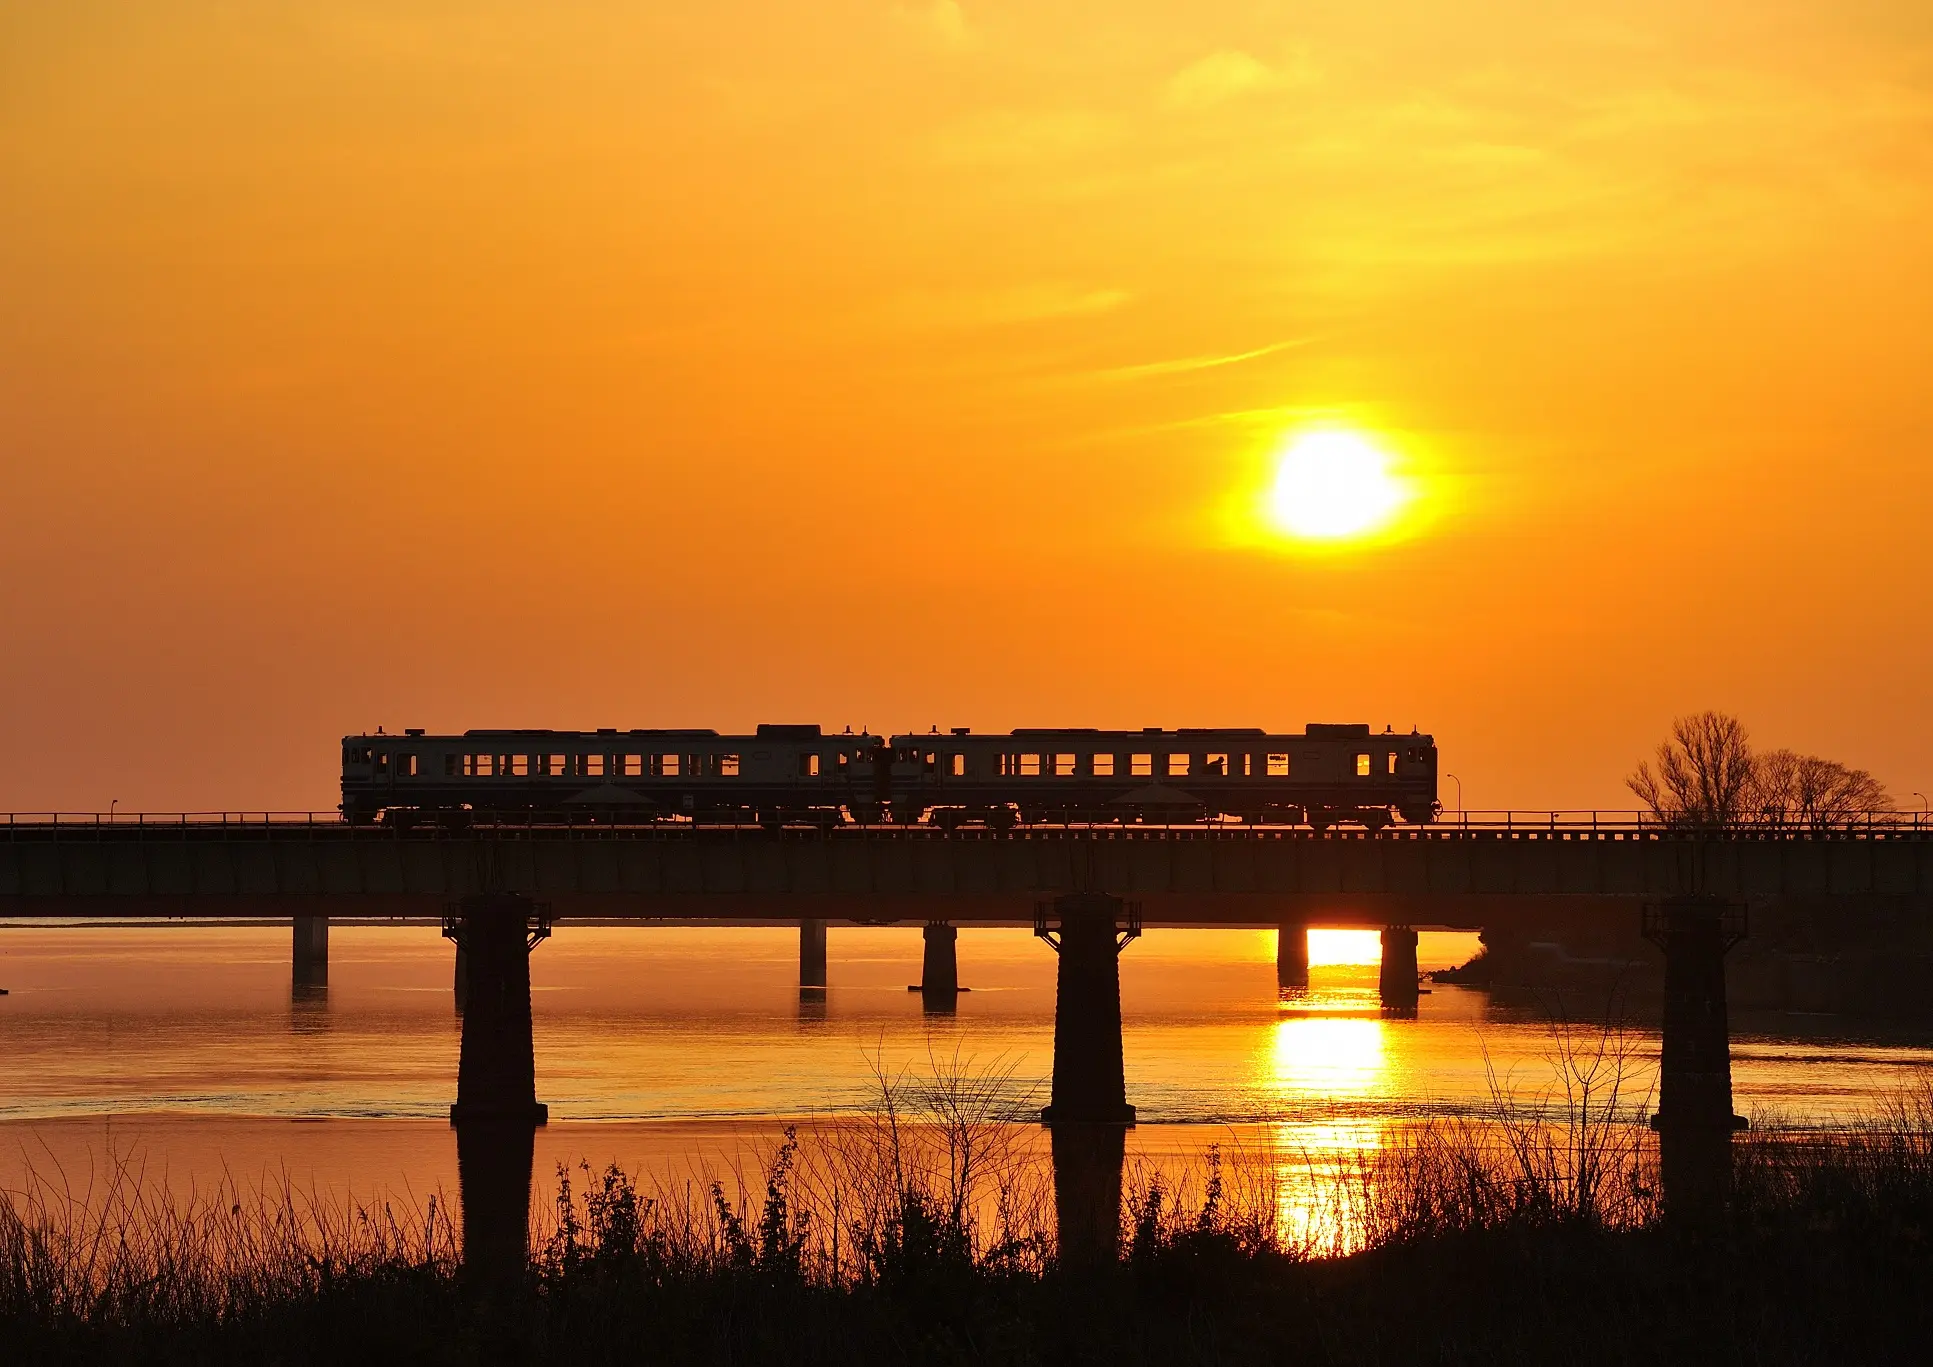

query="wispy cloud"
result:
[1083,338,1314,383]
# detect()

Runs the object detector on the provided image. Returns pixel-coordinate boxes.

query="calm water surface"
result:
[2,922,1930,1204]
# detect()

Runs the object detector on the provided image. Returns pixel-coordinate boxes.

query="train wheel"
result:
[1363,811,1390,833]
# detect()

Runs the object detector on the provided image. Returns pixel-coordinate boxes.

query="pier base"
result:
[444,894,550,1127]
[1277,921,1309,993]
[1036,893,1140,1125]
[1051,1122,1127,1267]
[456,1119,537,1285]
[800,919,828,990]
[1645,897,1748,1212]
[292,915,328,988]
[1379,925,1420,1009]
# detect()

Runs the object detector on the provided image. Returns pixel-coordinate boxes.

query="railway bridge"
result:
[6,812,1931,1254]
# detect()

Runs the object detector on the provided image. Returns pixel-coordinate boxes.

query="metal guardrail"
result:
[3,809,1932,837]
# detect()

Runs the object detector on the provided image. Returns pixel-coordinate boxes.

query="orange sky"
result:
[2,1,1929,813]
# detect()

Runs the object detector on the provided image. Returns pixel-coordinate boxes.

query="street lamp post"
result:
[1914,793,1928,829]
[1446,773,1464,822]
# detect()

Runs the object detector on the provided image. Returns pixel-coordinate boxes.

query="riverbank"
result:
[6,1101,1932,1365]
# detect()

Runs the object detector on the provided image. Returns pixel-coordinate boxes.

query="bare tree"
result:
[1626,711,1756,828]
[1749,748,1891,829]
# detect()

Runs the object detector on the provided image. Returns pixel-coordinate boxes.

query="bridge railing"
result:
[3,808,1932,835]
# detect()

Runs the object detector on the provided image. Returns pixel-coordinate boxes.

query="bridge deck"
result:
[3,820,1929,922]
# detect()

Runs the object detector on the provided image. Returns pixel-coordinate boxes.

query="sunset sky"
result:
[3,1,1929,812]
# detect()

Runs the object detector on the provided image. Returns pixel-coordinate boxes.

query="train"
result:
[340,723,1439,831]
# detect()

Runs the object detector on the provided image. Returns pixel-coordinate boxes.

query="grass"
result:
[5,1050,1933,1364]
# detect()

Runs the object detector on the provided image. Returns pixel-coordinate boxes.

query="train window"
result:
[1054,753,1076,776]
[1091,753,1115,777]
[1131,753,1153,777]
[1020,753,1042,777]
[621,754,642,777]
[1167,753,1190,777]
[800,753,821,777]
[1267,754,1289,777]
[374,752,390,776]
[1386,752,1398,775]
[444,754,459,777]
[721,755,741,777]
[508,755,529,776]
[924,752,938,774]
[543,753,565,776]
[951,753,967,777]
[1355,753,1371,777]
[652,754,679,777]
[836,752,850,774]
[1204,753,1227,777]
[400,753,419,777]
[583,754,605,777]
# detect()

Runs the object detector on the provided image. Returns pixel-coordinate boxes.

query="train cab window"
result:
[835,752,850,774]
[1355,753,1372,777]
[1131,753,1153,777]
[800,752,821,777]
[1091,753,1115,777]
[1020,753,1042,777]
[1204,753,1227,777]
[1167,753,1190,777]
[1054,753,1077,776]
[951,753,967,777]
[374,751,390,776]
[400,753,419,777]
[923,752,938,775]
[1267,754,1290,777]
[1386,752,1399,775]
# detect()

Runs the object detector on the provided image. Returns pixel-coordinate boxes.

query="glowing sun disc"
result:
[1266,431,1407,540]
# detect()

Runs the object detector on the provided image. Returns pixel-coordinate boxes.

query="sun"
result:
[1265,430,1409,541]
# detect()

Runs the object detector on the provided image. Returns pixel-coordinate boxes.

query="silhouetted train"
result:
[341,724,1438,830]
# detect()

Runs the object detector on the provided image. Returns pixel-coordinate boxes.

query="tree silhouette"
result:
[1628,712,1892,829]
[1626,712,1755,828]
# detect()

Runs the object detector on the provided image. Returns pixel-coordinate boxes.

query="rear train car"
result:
[884,724,1437,829]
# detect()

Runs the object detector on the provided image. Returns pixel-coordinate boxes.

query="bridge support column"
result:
[1276,920,1309,993]
[292,915,328,988]
[918,921,961,1011]
[799,919,828,991]
[1379,925,1420,1009]
[1036,893,1140,1124]
[1645,898,1748,1212]
[444,894,550,1127]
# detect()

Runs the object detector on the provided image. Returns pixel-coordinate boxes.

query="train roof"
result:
[341,726,875,743]
[890,725,1431,743]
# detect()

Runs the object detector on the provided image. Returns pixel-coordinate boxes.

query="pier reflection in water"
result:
[1,920,1928,1253]
[456,1121,538,1282]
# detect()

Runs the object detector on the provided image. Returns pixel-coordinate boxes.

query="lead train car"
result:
[339,725,871,826]
[884,724,1436,830]
[342,722,1437,830]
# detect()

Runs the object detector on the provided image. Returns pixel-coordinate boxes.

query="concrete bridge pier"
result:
[292,915,328,989]
[799,919,828,993]
[456,1118,537,1286]
[1036,893,1140,1124]
[1645,897,1748,1212]
[1277,920,1309,993]
[444,893,550,1126]
[1379,925,1420,1009]
[918,921,961,1012]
